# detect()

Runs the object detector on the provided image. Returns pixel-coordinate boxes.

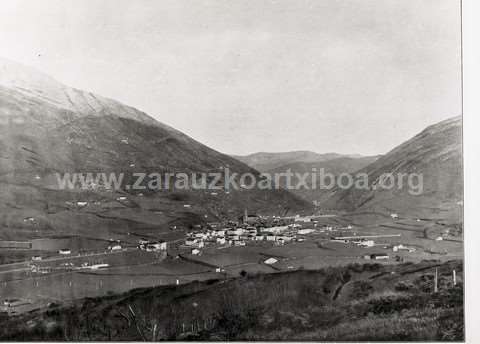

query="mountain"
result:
[233,150,379,203]
[232,151,350,172]
[0,58,310,241]
[321,116,463,219]
[263,156,379,203]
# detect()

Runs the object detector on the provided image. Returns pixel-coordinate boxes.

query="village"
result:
[0,207,463,315]
[173,210,424,263]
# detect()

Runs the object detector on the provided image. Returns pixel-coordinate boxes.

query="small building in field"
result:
[140,240,167,251]
[191,248,201,255]
[370,253,389,260]
[358,240,375,247]
[58,249,71,255]
[264,257,278,265]
[146,241,167,251]
[109,245,122,251]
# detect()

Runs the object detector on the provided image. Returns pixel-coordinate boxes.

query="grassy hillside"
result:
[0,260,463,341]
[321,116,462,220]
[0,59,311,241]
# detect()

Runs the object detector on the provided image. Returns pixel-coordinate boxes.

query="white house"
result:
[58,249,71,255]
[370,253,389,260]
[191,248,201,255]
[227,228,244,236]
[90,263,109,270]
[358,240,375,247]
[213,229,226,236]
[264,257,278,265]
[390,213,399,219]
[266,235,276,241]
[298,228,314,235]
[185,238,198,246]
[262,226,289,234]
[216,237,226,245]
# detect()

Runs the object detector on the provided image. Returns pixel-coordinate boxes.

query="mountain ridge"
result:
[320,116,462,219]
[0,58,311,241]
[232,150,368,173]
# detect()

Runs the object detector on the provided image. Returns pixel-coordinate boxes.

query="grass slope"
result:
[0,260,463,341]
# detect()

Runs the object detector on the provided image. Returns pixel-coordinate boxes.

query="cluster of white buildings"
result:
[183,222,318,254]
[138,239,167,252]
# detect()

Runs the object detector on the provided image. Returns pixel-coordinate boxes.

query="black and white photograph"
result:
[0,0,473,341]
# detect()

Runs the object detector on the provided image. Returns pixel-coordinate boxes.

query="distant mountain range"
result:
[232,151,368,173]
[0,57,462,240]
[0,58,310,241]
[232,151,379,202]
[234,116,462,222]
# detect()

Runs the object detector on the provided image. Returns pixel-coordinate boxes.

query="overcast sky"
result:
[0,0,461,156]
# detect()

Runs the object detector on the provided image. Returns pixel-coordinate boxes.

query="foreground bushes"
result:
[0,260,464,341]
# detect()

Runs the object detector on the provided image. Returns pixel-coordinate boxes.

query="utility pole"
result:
[152,324,157,341]
[434,268,438,293]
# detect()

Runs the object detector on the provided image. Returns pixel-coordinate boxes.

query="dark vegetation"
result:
[0,260,463,341]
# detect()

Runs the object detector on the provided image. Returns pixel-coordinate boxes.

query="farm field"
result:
[0,211,463,316]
